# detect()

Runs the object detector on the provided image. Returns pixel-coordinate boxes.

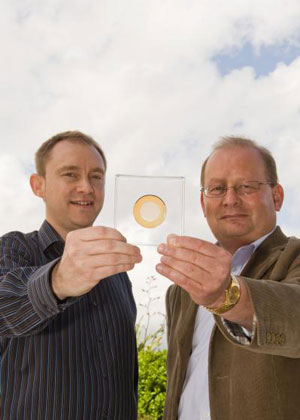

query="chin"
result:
[71,218,95,230]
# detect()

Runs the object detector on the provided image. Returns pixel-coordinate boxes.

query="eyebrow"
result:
[206,177,248,184]
[205,178,226,184]
[56,165,105,174]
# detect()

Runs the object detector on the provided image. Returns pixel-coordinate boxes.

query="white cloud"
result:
[0,154,44,234]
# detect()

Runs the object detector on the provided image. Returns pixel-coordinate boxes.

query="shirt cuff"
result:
[221,314,257,345]
[27,258,64,319]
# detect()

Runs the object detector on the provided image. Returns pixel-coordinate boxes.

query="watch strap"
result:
[204,274,241,315]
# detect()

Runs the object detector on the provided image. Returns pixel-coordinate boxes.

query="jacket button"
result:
[279,334,286,345]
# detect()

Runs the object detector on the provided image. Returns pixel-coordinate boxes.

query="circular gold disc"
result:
[133,195,166,228]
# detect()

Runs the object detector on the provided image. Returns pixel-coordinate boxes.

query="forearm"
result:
[0,250,76,337]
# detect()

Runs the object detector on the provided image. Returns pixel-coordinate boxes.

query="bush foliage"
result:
[138,347,167,419]
[137,276,167,420]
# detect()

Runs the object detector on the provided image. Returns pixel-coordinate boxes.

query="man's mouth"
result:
[220,214,248,219]
[70,201,94,206]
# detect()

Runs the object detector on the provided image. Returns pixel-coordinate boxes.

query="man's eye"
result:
[209,185,224,193]
[91,174,102,180]
[64,173,77,178]
[240,184,253,191]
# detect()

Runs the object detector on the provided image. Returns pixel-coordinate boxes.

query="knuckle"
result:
[125,263,135,271]
[68,244,79,259]
[115,229,126,241]
[66,230,75,243]
[183,262,195,275]
[66,231,72,240]
[95,226,107,236]
[194,239,205,251]
[177,273,189,286]
[189,251,198,265]
[105,241,116,252]
[201,282,210,294]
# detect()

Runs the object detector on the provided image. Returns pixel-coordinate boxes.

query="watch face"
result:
[228,285,240,303]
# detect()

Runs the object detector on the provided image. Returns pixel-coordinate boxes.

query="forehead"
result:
[46,140,105,172]
[204,146,266,183]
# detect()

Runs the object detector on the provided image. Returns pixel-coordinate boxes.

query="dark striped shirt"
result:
[0,220,138,420]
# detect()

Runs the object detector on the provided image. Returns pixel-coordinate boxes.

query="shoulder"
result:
[0,229,39,254]
[277,235,300,269]
[285,235,300,248]
[258,227,300,261]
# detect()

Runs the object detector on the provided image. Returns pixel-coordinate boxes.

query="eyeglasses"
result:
[201,181,274,198]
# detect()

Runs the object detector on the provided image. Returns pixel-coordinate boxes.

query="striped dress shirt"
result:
[0,220,138,420]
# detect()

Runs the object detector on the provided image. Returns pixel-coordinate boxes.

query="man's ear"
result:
[200,191,207,217]
[30,174,46,199]
[272,183,284,211]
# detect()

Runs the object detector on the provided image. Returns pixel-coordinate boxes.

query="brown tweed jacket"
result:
[164,227,300,420]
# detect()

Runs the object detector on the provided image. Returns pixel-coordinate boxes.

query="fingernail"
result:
[167,234,177,239]
[167,234,177,245]
[156,263,163,273]
[157,243,166,253]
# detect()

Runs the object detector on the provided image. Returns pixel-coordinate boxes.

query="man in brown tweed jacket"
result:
[156,136,300,420]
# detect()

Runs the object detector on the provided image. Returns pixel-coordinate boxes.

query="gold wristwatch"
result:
[204,274,241,315]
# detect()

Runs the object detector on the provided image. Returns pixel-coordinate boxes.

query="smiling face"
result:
[201,146,284,254]
[30,140,106,239]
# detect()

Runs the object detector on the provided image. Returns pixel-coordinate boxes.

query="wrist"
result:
[204,275,241,315]
[51,262,68,301]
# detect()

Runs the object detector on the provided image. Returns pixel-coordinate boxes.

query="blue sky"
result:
[213,42,300,77]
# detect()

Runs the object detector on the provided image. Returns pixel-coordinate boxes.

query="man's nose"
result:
[222,187,241,205]
[76,177,94,193]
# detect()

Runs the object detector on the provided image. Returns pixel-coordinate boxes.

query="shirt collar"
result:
[231,225,277,275]
[251,225,277,251]
[38,220,64,252]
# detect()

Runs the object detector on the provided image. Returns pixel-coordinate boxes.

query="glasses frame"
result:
[201,181,274,198]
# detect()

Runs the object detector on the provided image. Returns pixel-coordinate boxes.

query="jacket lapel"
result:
[241,226,287,279]
[177,290,198,352]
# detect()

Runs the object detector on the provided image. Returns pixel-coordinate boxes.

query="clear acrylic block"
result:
[114,174,185,246]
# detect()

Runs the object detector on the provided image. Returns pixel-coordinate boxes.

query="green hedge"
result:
[138,347,167,420]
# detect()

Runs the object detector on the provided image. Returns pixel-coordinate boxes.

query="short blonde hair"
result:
[35,131,107,176]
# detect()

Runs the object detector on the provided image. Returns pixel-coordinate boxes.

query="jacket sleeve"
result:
[215,237,300,358]
[0,232,71,337]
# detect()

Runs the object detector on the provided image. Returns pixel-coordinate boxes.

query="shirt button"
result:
[98,336,103,343]
[92,301,98,307]
[103,374,108,380]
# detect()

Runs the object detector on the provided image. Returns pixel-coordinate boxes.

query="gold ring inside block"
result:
[133,195,166,228]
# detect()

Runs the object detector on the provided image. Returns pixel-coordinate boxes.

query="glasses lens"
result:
[206,185,226,197]
[236,182,261,195]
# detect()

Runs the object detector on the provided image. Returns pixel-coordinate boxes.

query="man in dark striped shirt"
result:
[0,131,142,419]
